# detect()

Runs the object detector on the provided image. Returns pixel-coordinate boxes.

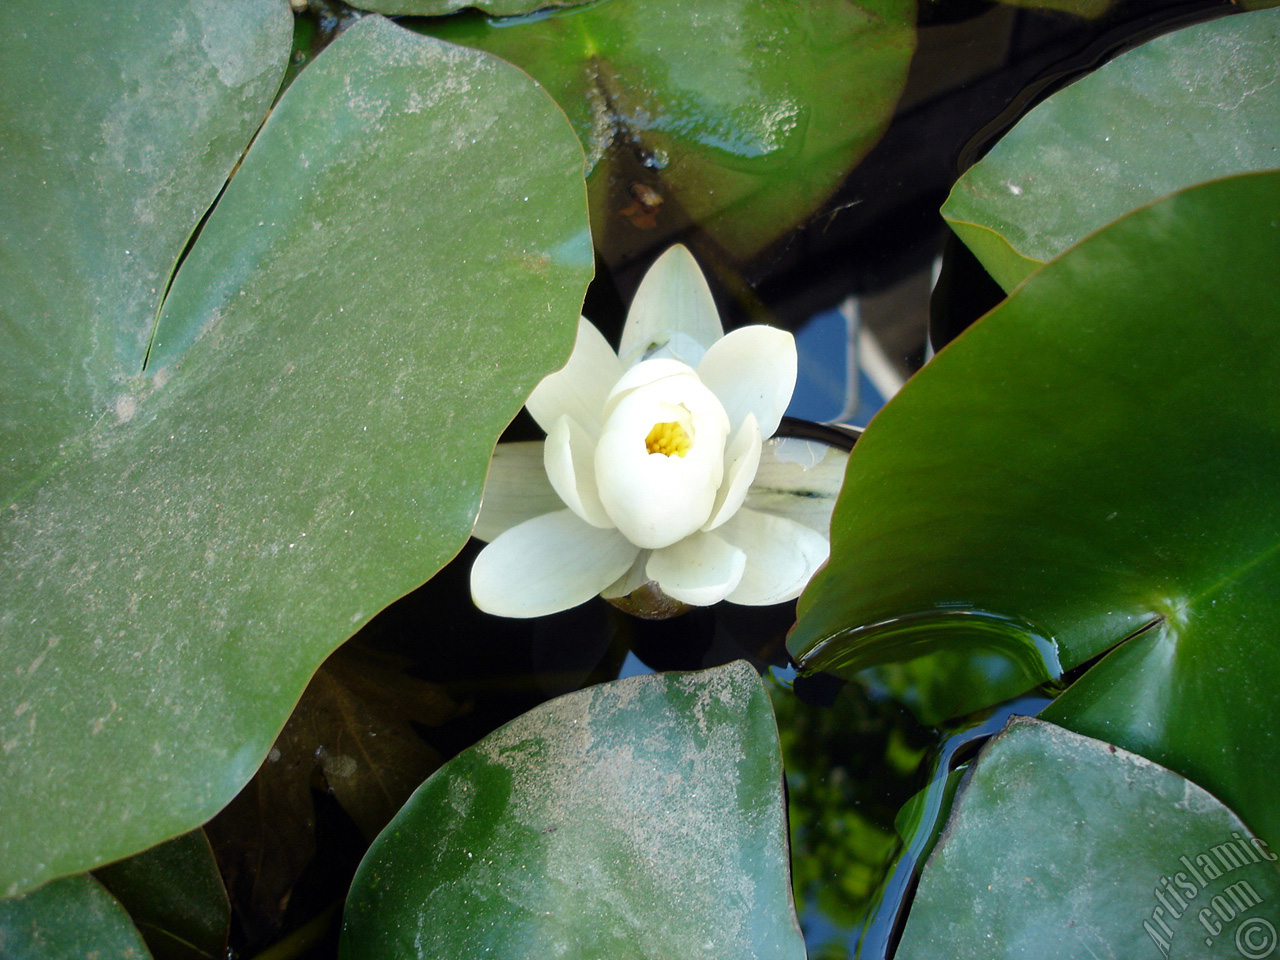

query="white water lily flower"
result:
[470,245,846,619]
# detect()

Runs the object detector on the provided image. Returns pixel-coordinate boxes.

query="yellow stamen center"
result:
[645,421,692,458]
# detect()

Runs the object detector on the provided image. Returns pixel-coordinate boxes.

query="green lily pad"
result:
[790,171,1280,844]
[340,661,806,960]
[896,718,1280,960]
[95,832,229,960]
[0,874,152,960]
[415,0,915,262]
[0,12,592,896]
[943,7,1280,290]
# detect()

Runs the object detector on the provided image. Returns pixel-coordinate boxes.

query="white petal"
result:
[526,317,624,437]
[744,437,850,534]
[543,415,613,528]
[600,551,651,599]
[473,442,563,543]
[646,532,746,606]
[595,372,729,549]
[703,413,762,532]
[697,325,797,438]
[600,358,693,421]
[471,510,639,618]
[619,245,724,368]
[717,507,829,606]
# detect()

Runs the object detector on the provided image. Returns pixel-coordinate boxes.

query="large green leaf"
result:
[416,0,915,262]
[896,718,1280,960]
[340,661,806,960]
[0,874,152,960]
[790,172,1280,844]
[0,13,592,895]
[943,7,1280,290]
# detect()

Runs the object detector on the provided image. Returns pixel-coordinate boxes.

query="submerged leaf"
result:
[290,648,457,842]
[204,645,456,943]
[994,0,1113,18]
[95,832,230,960]
[416,0,915,261]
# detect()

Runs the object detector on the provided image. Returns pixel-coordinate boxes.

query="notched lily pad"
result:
[0,12,592,895]
[340,661,806,960]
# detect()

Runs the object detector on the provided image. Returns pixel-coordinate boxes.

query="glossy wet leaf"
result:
[896,718,1280,960]
[791,172,1280,844]
[95,832,229,960]
[0,13,593,896]
[943,7,1280,290]
[340,661,806,960]
[0,874,152,960]
[416,0,915,262]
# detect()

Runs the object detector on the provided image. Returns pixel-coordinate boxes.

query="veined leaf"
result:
[792,172,1280,845]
